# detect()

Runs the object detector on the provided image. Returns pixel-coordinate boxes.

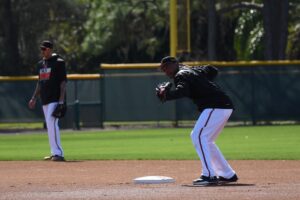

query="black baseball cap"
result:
[40,40,53,49]
[160,56,179,68]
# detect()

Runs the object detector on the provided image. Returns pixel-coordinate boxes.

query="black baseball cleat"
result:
[193,175,218,186]
[51,155,65,162]
[44,155,65,161]
[218,174,238,183]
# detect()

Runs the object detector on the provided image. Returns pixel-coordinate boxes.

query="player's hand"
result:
[155,82,172,103]
[28,98,36,109]
[156,87,167,102]
[52,103,67,118]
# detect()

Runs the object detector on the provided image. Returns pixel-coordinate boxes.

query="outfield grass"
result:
[0,125,299,161]
[0,122,43,129]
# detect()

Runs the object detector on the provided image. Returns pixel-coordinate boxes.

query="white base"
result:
[133,176,175,184]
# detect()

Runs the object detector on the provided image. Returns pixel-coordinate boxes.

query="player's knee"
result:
[199,134,212,144]
[190,130,194,138]
[190,130,198,141]
[45,117,55,125]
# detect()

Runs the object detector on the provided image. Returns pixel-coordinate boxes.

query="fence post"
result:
[173,100,179,127]
[99,65,105,128]
[74,100,80,130]
[251,66,257,125]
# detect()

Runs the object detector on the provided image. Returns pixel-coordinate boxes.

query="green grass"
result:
[0,125,299,161]
[0,122,43,129]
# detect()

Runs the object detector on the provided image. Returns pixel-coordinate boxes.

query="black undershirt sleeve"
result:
[57,60,67,83]
[165,75,190,100]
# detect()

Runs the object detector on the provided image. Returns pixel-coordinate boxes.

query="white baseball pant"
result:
[191,108,235,178]
[42,102,64,157]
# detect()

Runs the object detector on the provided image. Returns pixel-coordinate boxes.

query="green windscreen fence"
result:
[0,62,299,128]
[101,65,300,124]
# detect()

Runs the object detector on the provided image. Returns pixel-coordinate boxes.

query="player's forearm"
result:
[166,90,185,100]
[59,81,67,103]
[166,85,190,101]
[31,82,41,100]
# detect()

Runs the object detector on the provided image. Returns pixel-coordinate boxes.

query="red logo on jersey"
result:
[39,68,51,80]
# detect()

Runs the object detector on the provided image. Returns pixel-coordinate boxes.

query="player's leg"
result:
[203,109,237,181]
[191,108,218,185]
[42,102,64,159]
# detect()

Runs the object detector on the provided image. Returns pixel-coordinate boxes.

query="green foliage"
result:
[0,0,299,75]
[81,0,169,63]
[39,0,89,72]
[286,1,300,59]
[0,125,299,160]
[234,9,264,60]
[0,0,89,74]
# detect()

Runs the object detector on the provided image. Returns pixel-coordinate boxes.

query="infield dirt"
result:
[0,160,299,200]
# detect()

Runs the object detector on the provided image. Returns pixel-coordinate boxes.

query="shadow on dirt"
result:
[182,183,255,187]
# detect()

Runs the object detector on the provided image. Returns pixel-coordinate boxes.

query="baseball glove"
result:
[155,82,172,102]
[52,103,67,118]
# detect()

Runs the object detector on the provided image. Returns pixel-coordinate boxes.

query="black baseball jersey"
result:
[165,66,234,112]
[37,53,67,105]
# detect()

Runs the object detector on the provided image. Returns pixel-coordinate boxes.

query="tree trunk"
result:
[207,0,216,60]
[2,0,21,75]
[262,0,289,60]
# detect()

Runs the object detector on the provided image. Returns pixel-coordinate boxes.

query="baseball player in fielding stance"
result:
[28,40,67,162]
[156,56,238,185]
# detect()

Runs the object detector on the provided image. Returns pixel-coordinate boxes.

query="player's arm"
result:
[28,82,40,109]
[52,59,68,118]
[59,81,66,103]
[165,75,190,100]
[52,80,67,119]
[32,81,41,99]
[57,58,67,104]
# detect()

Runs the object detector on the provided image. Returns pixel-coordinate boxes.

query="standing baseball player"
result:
[28,40,67,162]
[156,56,238,185]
